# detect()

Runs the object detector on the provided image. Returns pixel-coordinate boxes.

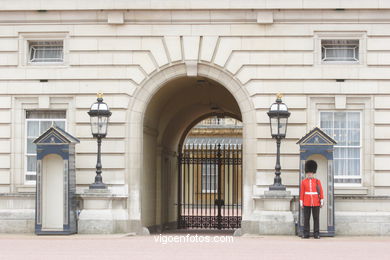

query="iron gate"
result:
[178,144,242,229]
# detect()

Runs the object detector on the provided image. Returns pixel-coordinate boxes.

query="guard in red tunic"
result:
[300,160,324,239]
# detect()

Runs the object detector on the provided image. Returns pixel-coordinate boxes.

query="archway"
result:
[127,63,256,234]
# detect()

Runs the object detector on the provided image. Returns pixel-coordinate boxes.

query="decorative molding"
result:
[107,12,124,24]
[257,11,273,24]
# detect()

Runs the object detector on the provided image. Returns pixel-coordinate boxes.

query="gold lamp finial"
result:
[276,93,283,99]
[97,92,103,99]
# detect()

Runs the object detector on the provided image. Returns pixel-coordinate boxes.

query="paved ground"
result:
[0,233,389,260]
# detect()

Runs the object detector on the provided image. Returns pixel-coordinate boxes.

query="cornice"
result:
[0,0,390,11]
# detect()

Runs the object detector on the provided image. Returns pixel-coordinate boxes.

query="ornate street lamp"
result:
[267,94,290,191]
[88,93,112,189]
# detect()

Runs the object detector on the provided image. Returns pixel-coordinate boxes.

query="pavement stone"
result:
[0,233,389,260]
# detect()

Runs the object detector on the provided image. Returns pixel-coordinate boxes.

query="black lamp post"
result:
[267,94,290,191]
[88,93,112,189]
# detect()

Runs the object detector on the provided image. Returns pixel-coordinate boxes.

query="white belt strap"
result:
[305,192,318,195]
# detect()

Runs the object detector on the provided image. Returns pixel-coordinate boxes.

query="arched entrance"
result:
[127,63,256,234]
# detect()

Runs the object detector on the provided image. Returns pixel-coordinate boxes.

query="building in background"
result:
[0,0,389,235]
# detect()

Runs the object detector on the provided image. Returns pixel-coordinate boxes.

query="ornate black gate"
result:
[178,144,242,229]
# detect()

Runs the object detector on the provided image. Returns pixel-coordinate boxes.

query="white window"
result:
[321,40,359,62]
[25,111,66,184]
[320,111,361,184]
[28,40,64,63]
[202,164,218,193]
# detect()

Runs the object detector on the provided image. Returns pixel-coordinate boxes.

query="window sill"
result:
[335,186,368,195]
[24,63,68,68]
[16,185,36,193]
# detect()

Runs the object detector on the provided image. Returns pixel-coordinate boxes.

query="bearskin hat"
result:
[305,160,317,173]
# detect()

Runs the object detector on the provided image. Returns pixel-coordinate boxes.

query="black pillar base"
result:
[269,184,286,191]
[89,182,107,189]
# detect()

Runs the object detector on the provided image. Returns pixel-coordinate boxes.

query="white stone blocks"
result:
[0,110,11,123]
[141,37,168,67]
[257,155,300,171]
[256,139,300,155]
[182,36,200,60]
[213,37,241,66]
[0,52,17,66]
[75,95,130,109]
[0,170,10,184]
[164,36,182,62]
[374,126,390,139]
[0,38,18,51]
[0,97,11,108]
[0,155,10,169]
[374,96,390,109]
[77,140,125,154]
[69,38,99,51]
[171,10,210,22]
[374,173,390,186]
[0,125,11,138]
[374,157,390,171]
[0,140,11,154]
[226,52,314,74]
[76,154,125,169]
[374,141,390,154]
[367,38,390,51]
[374,111,390,124]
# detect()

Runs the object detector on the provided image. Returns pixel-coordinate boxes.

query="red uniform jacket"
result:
[300,178,324,207]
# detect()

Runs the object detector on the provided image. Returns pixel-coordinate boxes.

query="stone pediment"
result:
[297,127,336,146]
[33,124,80,145]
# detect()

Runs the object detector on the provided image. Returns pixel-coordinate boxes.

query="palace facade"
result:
[0,0,389,235]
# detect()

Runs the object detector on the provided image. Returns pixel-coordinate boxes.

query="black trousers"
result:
[303,206,320,237]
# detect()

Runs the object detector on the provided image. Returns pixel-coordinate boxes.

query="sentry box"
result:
[297,127,336,237]
[34,124,79,235]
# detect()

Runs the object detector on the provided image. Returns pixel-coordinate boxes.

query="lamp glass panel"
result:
[90,116,99,135]
[278,117,288,136]
[98,116,108,135]
[270,117,279,136]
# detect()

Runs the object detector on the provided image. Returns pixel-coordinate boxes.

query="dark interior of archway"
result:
[142,76,242,233]
[144,76,241,150]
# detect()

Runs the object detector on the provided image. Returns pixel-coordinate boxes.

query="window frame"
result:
[321,39,360,63]
[201,163,218,193]
[19,32,69,67]
[28,40,64,64]
[24,112,67,185]
[319,110,363,187]
[314,32,366,66]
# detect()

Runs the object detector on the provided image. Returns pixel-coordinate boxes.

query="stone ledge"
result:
[335,212,390,236]
[242,211,295,235]
[0,193,35,198]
